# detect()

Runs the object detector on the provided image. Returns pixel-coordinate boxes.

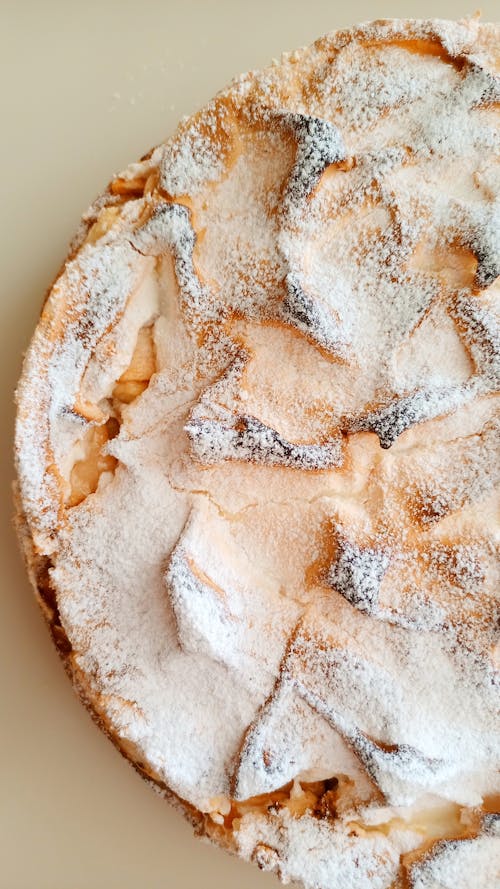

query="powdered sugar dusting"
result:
[15,17,500,889]
[236,806,418,889]
[159,100,234,197]
[409,829,500,889]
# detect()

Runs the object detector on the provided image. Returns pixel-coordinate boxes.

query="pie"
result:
[15,17,500,889]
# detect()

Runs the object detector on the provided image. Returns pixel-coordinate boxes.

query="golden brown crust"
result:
[15,16,500,889]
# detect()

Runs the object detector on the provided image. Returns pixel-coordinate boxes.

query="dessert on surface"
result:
[15,17,500,889]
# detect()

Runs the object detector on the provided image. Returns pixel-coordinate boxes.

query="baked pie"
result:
[15,17,500,889]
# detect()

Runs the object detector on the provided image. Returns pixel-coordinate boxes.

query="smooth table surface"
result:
[1,2,498,887]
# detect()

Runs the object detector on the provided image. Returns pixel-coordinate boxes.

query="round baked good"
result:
[15,16,500,889]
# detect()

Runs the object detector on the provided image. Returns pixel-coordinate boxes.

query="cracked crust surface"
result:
[15,17,500,889]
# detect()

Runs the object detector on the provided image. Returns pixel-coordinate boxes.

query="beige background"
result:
[1,2,497,887]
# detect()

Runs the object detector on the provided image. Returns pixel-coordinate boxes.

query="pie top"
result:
[15,17,500,889]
